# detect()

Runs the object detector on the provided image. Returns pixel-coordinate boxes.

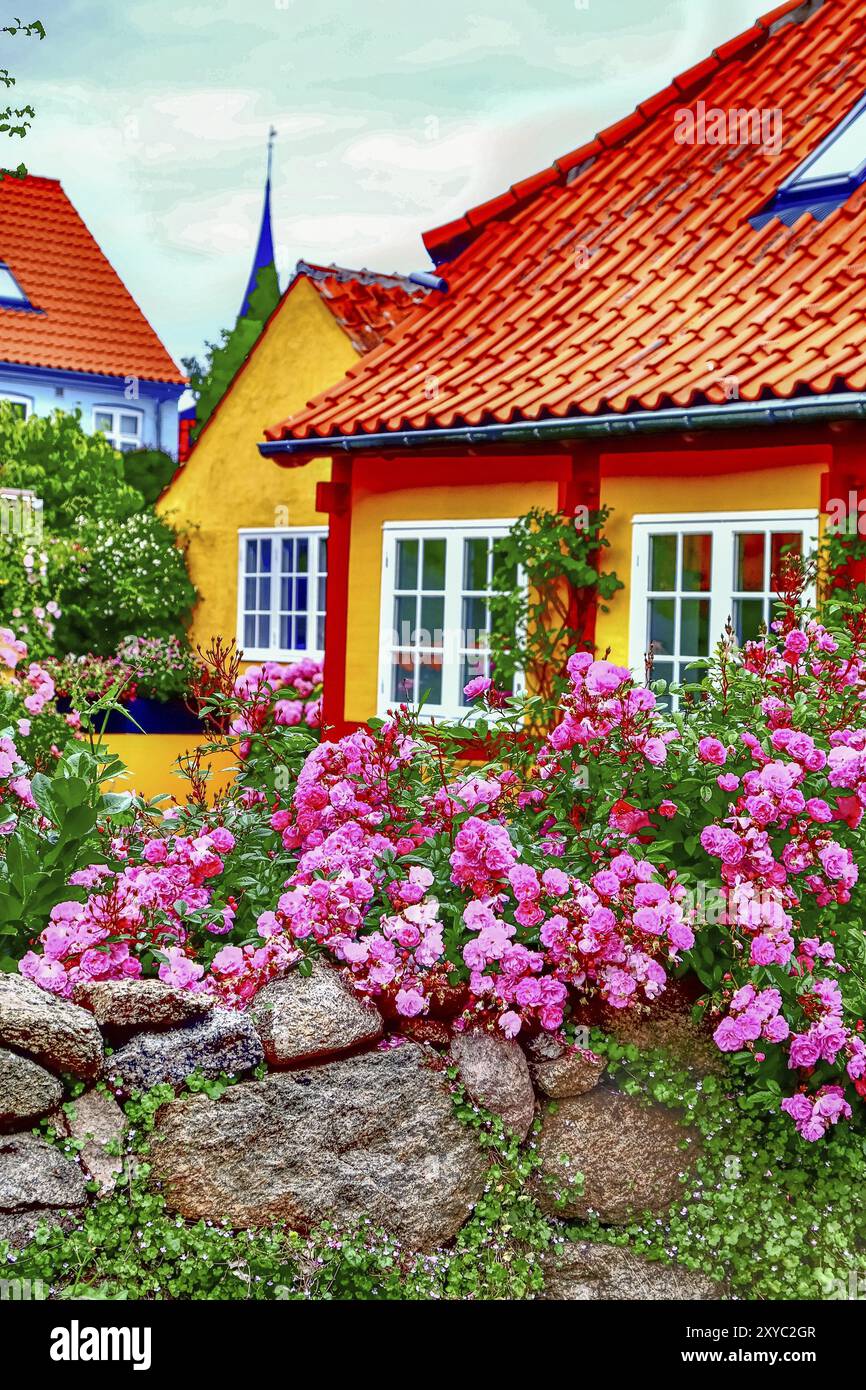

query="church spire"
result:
[239,125,278,319]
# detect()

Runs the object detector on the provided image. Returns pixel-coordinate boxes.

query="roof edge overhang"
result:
[0,359,186,394]
[258,390,866,466]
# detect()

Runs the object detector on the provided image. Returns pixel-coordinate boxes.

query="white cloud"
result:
[400,15,521,65]
[282,210,424,264]
[159,188,262,258]
[16,0,766,366]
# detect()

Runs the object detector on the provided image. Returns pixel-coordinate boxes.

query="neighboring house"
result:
[261,0,864,736]
[158,261,428,661]
[0,175,184,452]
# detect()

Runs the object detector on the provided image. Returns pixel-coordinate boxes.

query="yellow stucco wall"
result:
[157,277,356,660]
[102,734,237,803]
[344,469,560,724]
[595,457,826,664]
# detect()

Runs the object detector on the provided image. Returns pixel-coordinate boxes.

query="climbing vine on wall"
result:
[487,506,623,713]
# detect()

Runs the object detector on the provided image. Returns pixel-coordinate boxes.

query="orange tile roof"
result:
[267,0,866,447]
[0,175,184,384]
[298,261,430,352]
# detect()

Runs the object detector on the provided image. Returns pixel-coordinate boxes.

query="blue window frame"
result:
[754,94,866,227]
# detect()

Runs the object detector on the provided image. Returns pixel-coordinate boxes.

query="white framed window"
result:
[93,406,142,452]
[629,510,819,703]
[237,527,328,660]
[0,392,32,419]
[378,519,522,720]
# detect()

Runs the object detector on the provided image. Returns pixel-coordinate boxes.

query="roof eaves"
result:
[259,390,866,464]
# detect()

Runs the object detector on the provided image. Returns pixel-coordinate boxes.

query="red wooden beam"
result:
[319,458,353,736]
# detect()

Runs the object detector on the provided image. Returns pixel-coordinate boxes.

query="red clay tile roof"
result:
[266,0,866,445]
[297,261,430,352]
[0,175,184,384]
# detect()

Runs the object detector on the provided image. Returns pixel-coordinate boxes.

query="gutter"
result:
[258,391,866,461]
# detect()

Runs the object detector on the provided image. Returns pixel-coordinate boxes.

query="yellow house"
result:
[260,0,862,734]
[157,261,427,665]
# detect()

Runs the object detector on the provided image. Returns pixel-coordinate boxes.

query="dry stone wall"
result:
[0,964,722,1296]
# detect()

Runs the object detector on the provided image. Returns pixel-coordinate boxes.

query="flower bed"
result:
[2,563,866,1145]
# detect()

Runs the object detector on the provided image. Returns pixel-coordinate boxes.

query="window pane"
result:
[0,265,26,301]
[649,534,676,591]
[94,412,113,432]
[463,537,488,590]
[260,538,272,571]
[317,576,326,609]
[794,107,866,183]
[257,615,269,648]
[244,615,256,647]
[280,540,293,573]
[770,532,801,588]
[295,615,307,649]
[297,538,309,573]
[258,576,271,608]
[650,659,674,688]
[318,537,328,572]
[394,594,416,645]
[396,540,418,590]
[648,598,675,656]
[417,654,442,704]
[681,534,711,592]
[735,533,764,592]
[246,538,257,570]
[294,576,308,610]
[420,595,444,645]
[120,414,140,435]
[463,594,489,646]
[280,615,292,650]
[680,598,710,656]
[734,597,766,644]
[422,538,446,589]
[652,667,674,712]
[392,653,415,702]
[316,614,325,649]
[244,577,256,609]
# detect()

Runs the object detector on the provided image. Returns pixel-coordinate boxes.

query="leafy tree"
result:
[121,447,178,506]
[1,17,45,178]
[0,404,195,657]
[182,264,280,435]
[0,407,142,527]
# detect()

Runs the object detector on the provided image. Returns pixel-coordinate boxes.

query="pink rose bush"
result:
[6,571,866,1144]
[0,729,36,833]
[0,624,84,773]
[231,659,323,753]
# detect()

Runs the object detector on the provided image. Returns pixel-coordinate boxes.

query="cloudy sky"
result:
[10,0,762,369]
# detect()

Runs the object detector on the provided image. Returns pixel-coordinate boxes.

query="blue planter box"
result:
[56,695,202,735]
[103,698,202,734]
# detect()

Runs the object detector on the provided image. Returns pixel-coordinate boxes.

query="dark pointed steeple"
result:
[239,126,278,319]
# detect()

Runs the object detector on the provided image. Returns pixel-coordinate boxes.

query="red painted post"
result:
[317,459,352,737]
[558,443,601,655]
